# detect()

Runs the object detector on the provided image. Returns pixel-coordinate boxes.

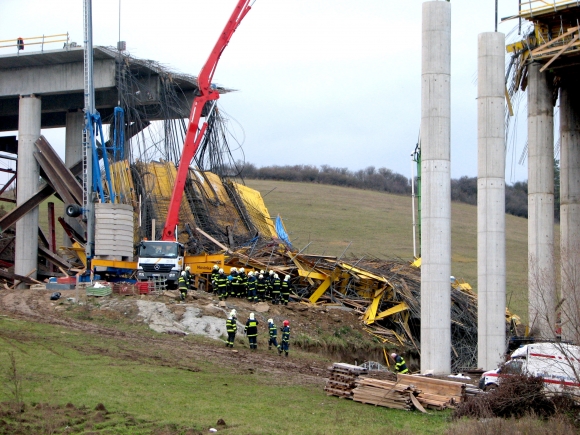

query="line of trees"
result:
[239,163,540,220]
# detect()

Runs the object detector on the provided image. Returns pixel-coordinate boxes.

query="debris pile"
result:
[226,246,480,372]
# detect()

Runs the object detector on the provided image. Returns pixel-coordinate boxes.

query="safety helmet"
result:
[231,267,237,272]
[185,266,191,271]
[219,268,224,274]
[248,271,254,276]
[391,353,397,359]
[269,270,274,275]
[268,318,273,323]
[274,274,279,279]
[230,309,237,317]
[284,275,290,281]
[260,270,264,274]
[213,264,219,270]
[181,271,186,276]
[283,320,289,327]
[249,312,255,320]
[239,267,245,273]
[259,274,264,279]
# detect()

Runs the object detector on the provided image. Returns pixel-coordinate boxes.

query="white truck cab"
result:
[136,241,184,289]
[479,342,580,393]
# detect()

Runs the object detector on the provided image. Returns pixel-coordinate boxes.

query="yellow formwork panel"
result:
[234,182,277,238]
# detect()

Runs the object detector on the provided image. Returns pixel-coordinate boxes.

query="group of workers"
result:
[226,310,291,356]
[211,265,291,305]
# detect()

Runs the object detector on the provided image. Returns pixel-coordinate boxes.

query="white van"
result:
[479,342,580,393]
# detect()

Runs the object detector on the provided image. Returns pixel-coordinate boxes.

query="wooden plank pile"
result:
[324,363,368,399]
[396,374,465,410]
[346,373,468,412]
[352,378,415,411]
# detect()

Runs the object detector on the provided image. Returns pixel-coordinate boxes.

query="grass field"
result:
[245,179,538,323]
[0,316,450,435]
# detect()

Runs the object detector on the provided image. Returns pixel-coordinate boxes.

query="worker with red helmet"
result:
[279,320,290,357]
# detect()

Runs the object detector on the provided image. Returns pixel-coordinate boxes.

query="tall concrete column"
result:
[477,32,506,371]
[559,76,580,342]
[64,110,85,247]
[15,94,41,286]
[420,0,451,374]
[527,63,555,337]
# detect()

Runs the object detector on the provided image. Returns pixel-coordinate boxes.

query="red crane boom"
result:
[161,0,253,241]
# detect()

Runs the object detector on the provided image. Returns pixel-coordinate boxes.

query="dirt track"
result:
[0,288,337,386]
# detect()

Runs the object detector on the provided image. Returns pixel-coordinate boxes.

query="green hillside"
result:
[245,179,533,322]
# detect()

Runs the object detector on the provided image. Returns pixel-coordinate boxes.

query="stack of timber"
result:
[324,363,368,398]
[352,378,415,411]
[397,374,465,410]
[349,374,468,412]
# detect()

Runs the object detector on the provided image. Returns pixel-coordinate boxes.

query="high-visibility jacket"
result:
[281,326,290,343]
[394,355,409,374]
[281,280,290,294]
[245,318,259,337]
[178,276,188,290]
[211,269,220,283]
[256,278,267,292]
[247,275,257,290]
[216,274,228,290]
[268,322,277,338]
[226,317,237,333]
[272,277,281,293]
[239,272,247,289]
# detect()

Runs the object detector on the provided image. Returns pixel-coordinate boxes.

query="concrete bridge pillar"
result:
[420,0,451,374]
[559,76,580,342]
[477,32,506,370]
[15,94,41,286]
[527,63,555,337]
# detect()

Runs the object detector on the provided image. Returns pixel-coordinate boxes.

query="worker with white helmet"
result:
[178,270,188,302]
[267,318,281,351]
[247,271,257,302]
[265,270,275,301]
[390,352,409,374]
[238,267,247,298]
[271,273,281,304]
[228,267,239,298]
[184,265,193,291]
[216,268,228,301]
[256,273,267,302]
[225,309,237,348]
[281,275,291,305]
[280,320,290,357]
[210,264,220,293]
[244,312,259,350]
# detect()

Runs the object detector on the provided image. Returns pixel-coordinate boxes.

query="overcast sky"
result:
[1,0,531,182]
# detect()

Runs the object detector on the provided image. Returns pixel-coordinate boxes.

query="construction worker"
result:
[247,271,257,302]
[390,353,409,374]
[238,267,248,298]
[178,271,188,301]
[244,312,259,350]
[256,273,267,302]
[229,267,239,298]
[271,273,281,304]
[216,268,228,301]
[226,309,237,348]
[280,320,290,357]
[281,275,291,305]
[184,266,193,290]
[266,270,275,300]
[268,318,281,351]
[210,264,220,293]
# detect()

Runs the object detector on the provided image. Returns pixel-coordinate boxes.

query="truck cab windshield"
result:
[139,242,179,258]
